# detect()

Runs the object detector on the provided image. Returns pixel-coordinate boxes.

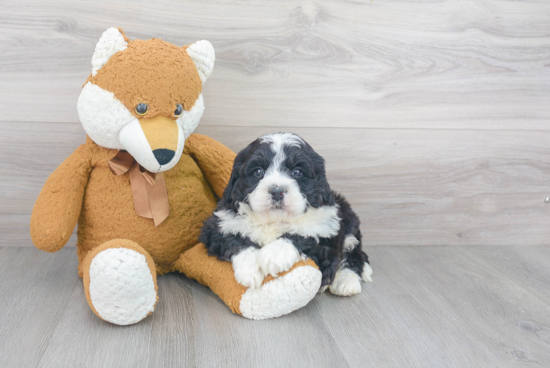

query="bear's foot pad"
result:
[89,248,157,325]
[240,264,322,320]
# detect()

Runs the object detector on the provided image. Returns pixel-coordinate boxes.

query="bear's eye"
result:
[254,168,265,178]
[135,103,149,116]
[174,104,183,117]
[292,169,303,178]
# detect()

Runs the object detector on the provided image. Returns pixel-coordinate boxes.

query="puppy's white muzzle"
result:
[249,172,306,217]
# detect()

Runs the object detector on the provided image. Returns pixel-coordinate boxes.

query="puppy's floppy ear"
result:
[221,160,243,209]
[310,148,335,207]
[221,140,258,210]
[321,182,335,206]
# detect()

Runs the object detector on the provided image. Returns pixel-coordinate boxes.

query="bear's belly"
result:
[77,154,218,274]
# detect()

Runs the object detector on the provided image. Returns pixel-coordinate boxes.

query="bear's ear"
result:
[91,27,129,76]
[186,40,215,83]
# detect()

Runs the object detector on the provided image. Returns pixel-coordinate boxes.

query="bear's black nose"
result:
[153,149,175,165]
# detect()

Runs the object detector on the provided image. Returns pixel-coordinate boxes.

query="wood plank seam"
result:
[32,275,80,368]
[462,247,550,308]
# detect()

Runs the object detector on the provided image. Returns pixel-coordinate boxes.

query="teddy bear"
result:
[30,28,322,325]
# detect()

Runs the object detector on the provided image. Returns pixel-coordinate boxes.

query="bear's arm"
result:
[30,143,94,252]
[184,134,236,198]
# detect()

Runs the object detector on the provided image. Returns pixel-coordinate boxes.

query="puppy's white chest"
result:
[247,221,291,247]
[215,205,341,247]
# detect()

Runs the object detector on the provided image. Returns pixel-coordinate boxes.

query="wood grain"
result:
[37,267,346,367]
[1,0,549,247]
[37,273,196,368]
[0,0,549,129]
[315,246,550,367]
[187,278,347,368]
[464,245,550,306]
[0,247,79,368]
[1,246,550,367]
[3,122,550,247]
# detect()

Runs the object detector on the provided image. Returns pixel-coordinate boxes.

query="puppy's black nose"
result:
[269,186,285,201]
[153,149,175,165]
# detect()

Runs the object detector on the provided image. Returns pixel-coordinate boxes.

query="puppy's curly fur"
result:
[201,133,372,295]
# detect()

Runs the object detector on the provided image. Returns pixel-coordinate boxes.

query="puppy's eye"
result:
[135,103,149,116]
[292,169,303,178]
[174,104,183,117]
[254,168,265,177]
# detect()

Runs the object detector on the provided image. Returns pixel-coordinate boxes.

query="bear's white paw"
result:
[232,248,264,289]
[240,263,322,320]
[257,238,300,277]
[89,248,157,325]
[329,268,362,296]
[362,262,373,282]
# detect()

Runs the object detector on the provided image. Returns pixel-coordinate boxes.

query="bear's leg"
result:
[173,243,322,320]
[82,239,158,325]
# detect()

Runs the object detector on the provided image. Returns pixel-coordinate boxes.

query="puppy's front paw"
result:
[232,248,264,289]
[329,268,362,296]
[258,238,300,277]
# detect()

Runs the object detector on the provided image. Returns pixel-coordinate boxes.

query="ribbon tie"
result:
[109,150,170,226]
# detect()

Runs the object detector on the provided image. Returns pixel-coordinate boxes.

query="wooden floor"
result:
[1,246,549,367]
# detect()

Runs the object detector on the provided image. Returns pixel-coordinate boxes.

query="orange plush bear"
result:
[30,28,321,325]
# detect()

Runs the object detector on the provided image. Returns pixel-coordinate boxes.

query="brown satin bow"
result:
[108,150,170,226]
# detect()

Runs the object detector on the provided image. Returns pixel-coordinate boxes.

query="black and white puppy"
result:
[200,133,372,296]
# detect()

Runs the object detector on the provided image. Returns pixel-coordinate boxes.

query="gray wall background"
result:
[1,0,549,247]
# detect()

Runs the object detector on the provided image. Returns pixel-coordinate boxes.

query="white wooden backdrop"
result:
[1,0,549,247]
